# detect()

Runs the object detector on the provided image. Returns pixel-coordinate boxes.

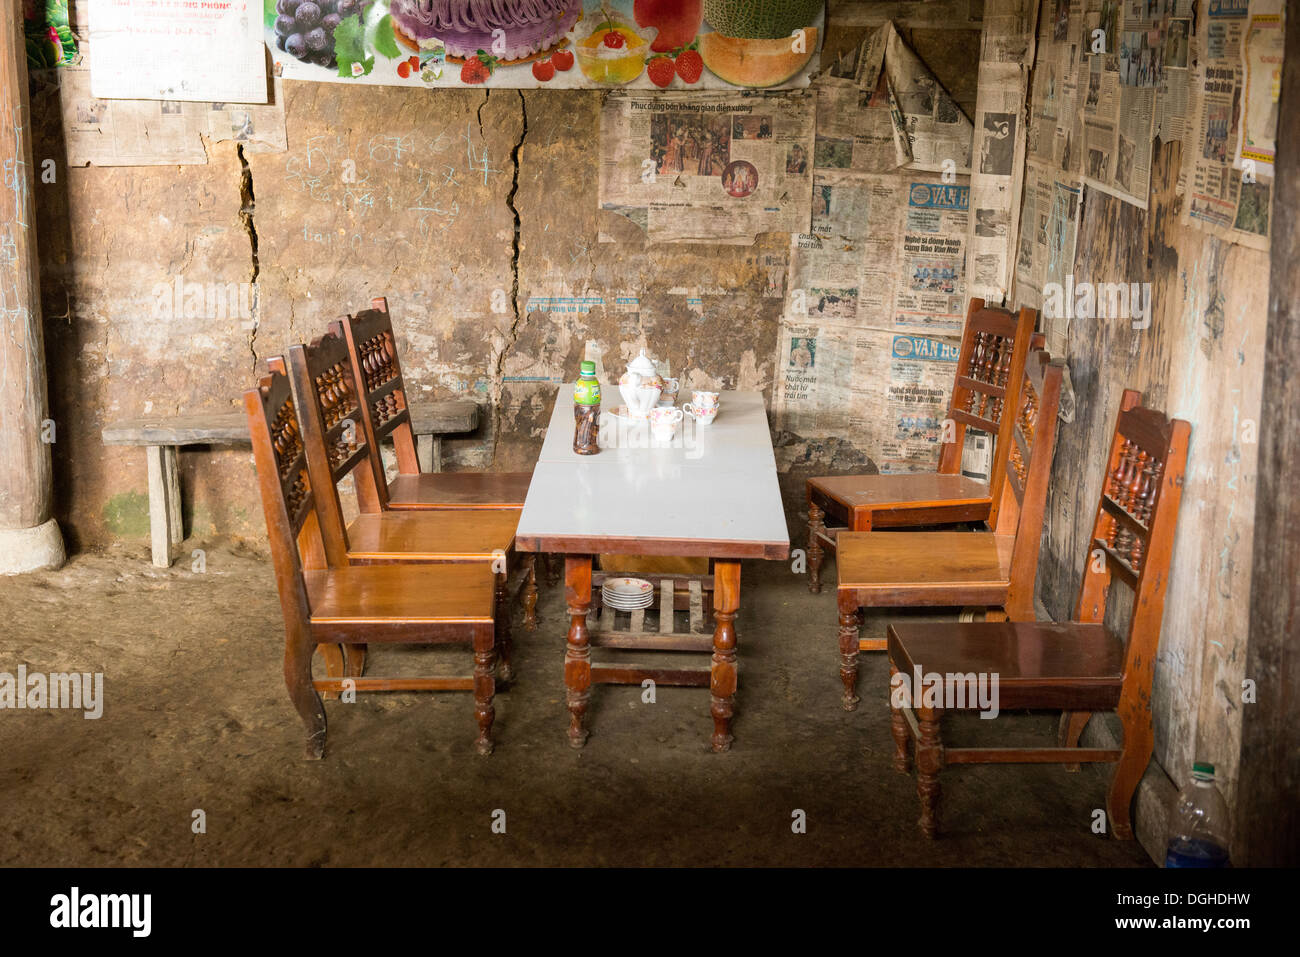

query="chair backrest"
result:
[1073,390,1191,690]
[243,368,324,638]
[331,297,419,512]
[282,330,384,566]
[996,348,1065,619]
[939,299,1039,525]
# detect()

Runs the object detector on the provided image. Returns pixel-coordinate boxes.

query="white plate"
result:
[603,577,654,599]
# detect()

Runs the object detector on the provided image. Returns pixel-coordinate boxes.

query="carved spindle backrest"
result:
[335,299,422,504]
[939,300,1038,533]
[1072,391,1190,705]
[997,350,1065,620]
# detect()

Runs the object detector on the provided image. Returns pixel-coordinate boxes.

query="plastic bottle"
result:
[1164,761,1231,867]
[573,360,601,455]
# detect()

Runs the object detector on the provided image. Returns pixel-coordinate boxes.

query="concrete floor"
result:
[0,541,1151,867]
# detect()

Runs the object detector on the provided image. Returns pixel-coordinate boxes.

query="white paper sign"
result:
[90,0,268,103]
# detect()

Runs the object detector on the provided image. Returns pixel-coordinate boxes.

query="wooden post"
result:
[0,2,64,573]
[1238,0,1300,867]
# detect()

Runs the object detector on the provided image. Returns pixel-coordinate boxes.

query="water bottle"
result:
[573,360,601,455]
[1164,761,1231,867]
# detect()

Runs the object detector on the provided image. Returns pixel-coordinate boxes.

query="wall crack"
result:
[236,144,261,373]
[490,90,528,466]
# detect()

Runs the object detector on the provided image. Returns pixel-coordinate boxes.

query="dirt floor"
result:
[0,540,1151,867]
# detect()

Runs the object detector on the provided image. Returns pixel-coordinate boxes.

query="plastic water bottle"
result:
[1164,762,1231,867]
[573,360,601,455]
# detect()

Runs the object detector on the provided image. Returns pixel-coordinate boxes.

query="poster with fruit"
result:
[266,0,824,90]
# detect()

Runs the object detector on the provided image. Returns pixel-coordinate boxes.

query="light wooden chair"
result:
[886,390,1191,838]
[244,369,500,758]
[835,349,1065,709]
[806,299,1038,592]
[277,330,519,683]
[332,299,540,627]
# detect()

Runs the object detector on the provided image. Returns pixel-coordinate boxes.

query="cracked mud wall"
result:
[29,6,984,551]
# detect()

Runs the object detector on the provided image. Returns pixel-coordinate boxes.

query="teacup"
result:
[656,376,681,407]
[683,391,719,425]
[650,406,683,442]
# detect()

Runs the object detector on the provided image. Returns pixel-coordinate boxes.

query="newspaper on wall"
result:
[773,323,961,473]
[813,76,900,174]
[1028,7,1087,174]
[88,0,268,103]
[1180,0,1276,250]
[849,23,975,172]
[1013,158,1083,353]
[58,65,287,166]
[967,60,1028,303]
[1235,2,1284,177]
[598,91,815,244]
[893,179,971,336]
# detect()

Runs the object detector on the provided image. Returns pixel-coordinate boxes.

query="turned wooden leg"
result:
[318,644,345,701]
[710,560,741,753]
[890,664,912,773]
[343,644,366,679]
[1058,710,1091,772]
[495,570,515,684]
[523,554,539,632]
[1107,711,1153,840]
[287,631,327,759]
[473,622,497,756]
[807,499,825,594]
[916,705,944,837]
[564,556,593,749]
[545,553,561,586]
[837,591,862,711]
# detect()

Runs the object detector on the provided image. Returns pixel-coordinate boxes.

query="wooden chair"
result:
[886,390,1191,838]
[243,369,500,759]
[278,330,520,682]
[806,299,1039,593]
[331,298,540,627]
[835,349,1064,709]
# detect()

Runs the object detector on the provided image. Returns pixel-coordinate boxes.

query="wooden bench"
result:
[101,400,480,568]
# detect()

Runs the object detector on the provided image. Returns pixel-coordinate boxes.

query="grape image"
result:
[277,0,352,71]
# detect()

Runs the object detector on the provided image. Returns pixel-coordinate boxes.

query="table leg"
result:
[564,555,593,749]
[710,559,741,752]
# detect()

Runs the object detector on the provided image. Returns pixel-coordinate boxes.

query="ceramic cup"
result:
[683,390,719,425]
[656,376,681,407]
[650,406,683,442]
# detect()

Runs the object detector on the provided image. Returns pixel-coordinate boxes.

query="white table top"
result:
[516,387,789,559]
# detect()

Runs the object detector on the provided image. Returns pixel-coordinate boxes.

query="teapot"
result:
[618,350,664,420]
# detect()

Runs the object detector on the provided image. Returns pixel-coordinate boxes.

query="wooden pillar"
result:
[0,2,64,573]
[1238,0,1300,867]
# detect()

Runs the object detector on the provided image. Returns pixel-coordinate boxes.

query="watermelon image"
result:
[702,0,822,39]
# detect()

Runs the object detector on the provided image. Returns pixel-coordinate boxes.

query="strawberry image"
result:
[675,46,703,84]
[460,50,497,84]
[647,55,675,88]
[551,48,574,70]
[532,58,556,82]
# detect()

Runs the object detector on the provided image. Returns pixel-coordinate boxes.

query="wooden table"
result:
[514,387,789,751]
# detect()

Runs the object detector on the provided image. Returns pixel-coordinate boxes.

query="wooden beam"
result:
[1239,0,1300,868]
[0,0,63,572]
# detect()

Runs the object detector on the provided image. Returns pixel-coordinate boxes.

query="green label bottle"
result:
[573,360,601,455]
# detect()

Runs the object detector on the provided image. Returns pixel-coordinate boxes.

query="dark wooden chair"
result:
[244,369,500,759]
[332,299,542,628]
[806,299,1039,593]
[835,349,1064,708]
[277,331,520,684]
[887,390,1191,838]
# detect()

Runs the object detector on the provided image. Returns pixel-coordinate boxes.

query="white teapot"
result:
[618,350,664,420]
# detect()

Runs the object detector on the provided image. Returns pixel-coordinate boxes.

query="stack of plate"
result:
[602,577,654,611]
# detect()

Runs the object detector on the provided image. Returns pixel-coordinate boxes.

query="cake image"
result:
[390,0,583,61]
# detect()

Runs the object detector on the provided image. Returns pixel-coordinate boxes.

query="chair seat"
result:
[306,564,496,624]
[810,473,991,528]
[837,531,1013,605]
[888,620,1125,711]
[386,471,533,509]
[346,509,518,562]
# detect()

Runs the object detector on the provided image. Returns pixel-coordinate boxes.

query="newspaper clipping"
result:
[1014,159,1083,353]
[1181,0,1278,250]
[598,91,816,244]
